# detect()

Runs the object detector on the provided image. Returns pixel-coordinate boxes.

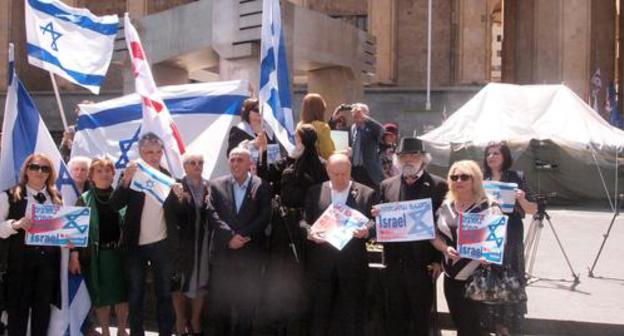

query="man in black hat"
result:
[373,137,448,336]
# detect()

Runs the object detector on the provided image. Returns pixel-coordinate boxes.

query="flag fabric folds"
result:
[0,43,89,336]
[130,160,176,205]
[72,80,249,180]
[259,0,295,152]
[123,13,187,179]
[605,83,623,129]
[24,0,118,94]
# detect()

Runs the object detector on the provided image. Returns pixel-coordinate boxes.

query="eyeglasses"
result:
[187,160,204,166]
[450,174,472,182]
[28,163,51,174]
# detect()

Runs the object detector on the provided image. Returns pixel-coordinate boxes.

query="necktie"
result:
[34,192,47,204]
[352,126,363,167]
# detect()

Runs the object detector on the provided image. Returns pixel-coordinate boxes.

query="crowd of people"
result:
[0,93,536,336]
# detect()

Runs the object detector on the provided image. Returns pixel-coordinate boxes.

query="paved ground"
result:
[103,208,624,335]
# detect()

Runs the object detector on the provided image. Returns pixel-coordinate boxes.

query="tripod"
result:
[588,195,622,277]
[524,202,580,286]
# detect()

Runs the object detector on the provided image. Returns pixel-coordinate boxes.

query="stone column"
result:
[454,0,489,85]
[219,57,260,96]
[307,66,363,121]
[0,0,12,91]
[368,0,397,84]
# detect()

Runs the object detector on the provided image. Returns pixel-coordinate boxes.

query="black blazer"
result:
[303,181,376,278]
[378,172,448,267]
[206,174,272,266]
[109,168,180,251]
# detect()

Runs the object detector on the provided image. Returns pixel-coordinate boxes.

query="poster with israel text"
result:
[458,211,508,265]
[26,204,91,248]
[375,198,435,242]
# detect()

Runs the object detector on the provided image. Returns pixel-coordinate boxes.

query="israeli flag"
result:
[259,0,295,152]
[131,160,175,205]
[72,80,249,180]
[25,0,119,94]
[0,43,90,336]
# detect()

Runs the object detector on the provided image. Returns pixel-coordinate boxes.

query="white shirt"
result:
[330,181,352,206]
[138,193,167,245]
[0,185,52,239]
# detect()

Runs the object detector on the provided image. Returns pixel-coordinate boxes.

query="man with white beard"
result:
[373,137,448,336]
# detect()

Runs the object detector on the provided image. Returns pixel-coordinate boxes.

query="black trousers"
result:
[384,262,434,336]
[7,248,58,336]
[211,261,262,336]
[444,276,486,336]
[307,266,367,336]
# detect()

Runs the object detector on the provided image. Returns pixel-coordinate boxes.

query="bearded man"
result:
[374,137,448,336]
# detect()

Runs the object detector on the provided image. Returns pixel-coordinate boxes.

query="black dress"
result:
[483,170,532,333]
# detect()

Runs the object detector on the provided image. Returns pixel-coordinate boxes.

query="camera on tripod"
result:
[533,192,557,217]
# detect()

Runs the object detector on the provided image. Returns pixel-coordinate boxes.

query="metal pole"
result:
[425,0,432,111]
[49,72,69,132]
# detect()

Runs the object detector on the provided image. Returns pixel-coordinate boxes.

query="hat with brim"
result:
[396,137,427,154]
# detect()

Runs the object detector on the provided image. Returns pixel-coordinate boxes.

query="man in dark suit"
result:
[303,153,376,336]
[206,146,271,336]
[110,132,184,336]
[374,137,448,336]
[349,103,384,189]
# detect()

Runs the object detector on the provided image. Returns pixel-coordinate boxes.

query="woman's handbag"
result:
[465,265,526,304]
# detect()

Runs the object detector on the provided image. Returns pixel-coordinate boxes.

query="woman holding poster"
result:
[430,160,501,336]
[0,154,62,336]
[70,156,128,336]
[483,142,537,335]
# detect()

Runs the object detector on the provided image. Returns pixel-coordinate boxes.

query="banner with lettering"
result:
[483,181,517,213]
[458,210,508,265]
[375,198,435,242]
[26,204,91,247]
[310,203,370,250]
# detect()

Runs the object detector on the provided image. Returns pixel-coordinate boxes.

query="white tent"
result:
[419,83,624,204]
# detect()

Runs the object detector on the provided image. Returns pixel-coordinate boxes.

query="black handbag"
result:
[465,265,526,304]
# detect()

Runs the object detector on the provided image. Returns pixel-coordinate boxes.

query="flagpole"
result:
[49,72,69,132]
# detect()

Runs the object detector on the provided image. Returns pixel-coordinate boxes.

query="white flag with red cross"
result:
[123,13,185,178]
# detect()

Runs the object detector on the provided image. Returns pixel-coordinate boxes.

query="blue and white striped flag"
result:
[25,0,118,94]
[259,0,295,152]
[131,160,175,205]
[71,80,249,179]
[0,43,90,336]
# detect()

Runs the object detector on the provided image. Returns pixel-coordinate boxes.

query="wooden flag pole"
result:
[49,71,69,132]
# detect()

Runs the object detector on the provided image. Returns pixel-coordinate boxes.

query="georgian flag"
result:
[124,13,186,178]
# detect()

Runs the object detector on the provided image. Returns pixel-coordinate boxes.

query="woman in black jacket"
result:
[256,124,328,335]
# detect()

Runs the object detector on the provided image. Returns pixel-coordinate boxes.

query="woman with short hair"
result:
[430,160,500,336]
[69,156,128,336]
[0,153,63,335]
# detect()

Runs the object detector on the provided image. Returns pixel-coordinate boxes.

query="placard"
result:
[310,203,370,250]
[249,143,281,164]
[330,130,349,151]
[375,198,435,242]
[458,211,508,265]
[483,181,518,213]
[26,204,91,247]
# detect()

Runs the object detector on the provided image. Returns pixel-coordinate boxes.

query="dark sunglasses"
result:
[28,163,51,174]
[450,174,472,182]
[187,160,204,166]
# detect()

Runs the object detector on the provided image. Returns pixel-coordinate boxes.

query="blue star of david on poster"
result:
[407,209,434,236]
[485,217,506,248]
[40,22,62,51]
[115,126,141,169]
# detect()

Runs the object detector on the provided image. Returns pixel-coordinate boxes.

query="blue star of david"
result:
[115,126,141,169]
[62,208,90,234]
[56,163,80,196]
[145,180,155,189]
[407,209,434,236]
[40,22,62,51]
[485,217,506,248]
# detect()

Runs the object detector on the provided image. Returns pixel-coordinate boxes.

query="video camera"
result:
[337,103,353,112]
[534,192,557,214]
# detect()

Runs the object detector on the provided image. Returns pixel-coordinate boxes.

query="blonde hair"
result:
[13,153,62,204]
[445,160,487,204]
